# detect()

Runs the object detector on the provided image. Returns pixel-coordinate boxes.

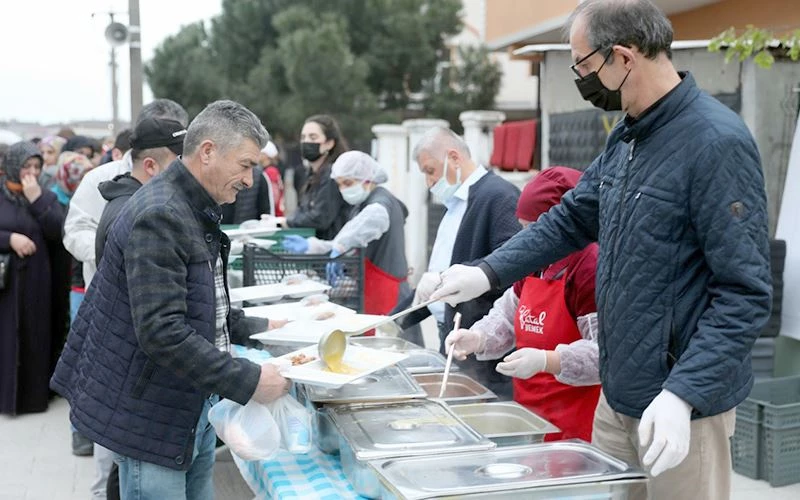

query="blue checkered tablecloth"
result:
[230,345,368,499]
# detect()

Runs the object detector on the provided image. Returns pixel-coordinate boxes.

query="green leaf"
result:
[753,50,775,69]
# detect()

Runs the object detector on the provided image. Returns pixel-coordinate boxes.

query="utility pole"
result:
[109,14,120,134]
[129,0,143,122]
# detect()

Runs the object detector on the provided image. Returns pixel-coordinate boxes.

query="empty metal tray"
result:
[412,373,497,404]
[450,402,560,446]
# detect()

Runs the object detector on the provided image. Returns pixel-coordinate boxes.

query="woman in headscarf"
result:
[282,151,410,316]
[0,141,65,415]
[445,167,601,442]
[38,135,67,189]
[274,115,350,240]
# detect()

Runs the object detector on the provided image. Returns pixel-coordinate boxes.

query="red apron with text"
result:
[513,276,601,442]
[362,259,404,335]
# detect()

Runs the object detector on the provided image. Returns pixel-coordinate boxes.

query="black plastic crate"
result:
[241,244,365,312]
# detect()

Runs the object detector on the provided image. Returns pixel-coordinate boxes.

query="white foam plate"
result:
[243,301,356,322]
[223,226,279,239]
[229,281,330,304]
[250,313,389,345]
[267,345,408,388]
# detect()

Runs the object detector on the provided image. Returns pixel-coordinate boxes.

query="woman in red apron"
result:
[282,151,408,317]
[445,167,600,441]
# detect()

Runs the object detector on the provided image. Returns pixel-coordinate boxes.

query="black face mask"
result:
[300,142,324,162]
[574,68,631,112]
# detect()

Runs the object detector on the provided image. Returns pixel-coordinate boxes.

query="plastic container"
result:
[731,375,800,486]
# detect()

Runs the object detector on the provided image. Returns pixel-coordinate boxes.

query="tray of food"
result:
[250,313,391,345]
[228,280,331,304]
[267,345,408,388]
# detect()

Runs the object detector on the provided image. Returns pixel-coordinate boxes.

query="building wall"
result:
[670,0,800,39]
[485,0,577,44]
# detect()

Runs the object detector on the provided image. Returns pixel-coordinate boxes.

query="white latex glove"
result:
[444,329,486,360]
[413,272,441,305]
[495,348,547,379]
[639,389,692,477]
[429,264,491,306]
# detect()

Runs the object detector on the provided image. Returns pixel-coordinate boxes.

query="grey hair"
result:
[136,98,189,127]
[183,100,269,156]
[412,127,471,162]
[566,0,673,60]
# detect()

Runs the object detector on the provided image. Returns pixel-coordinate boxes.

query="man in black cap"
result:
[95,118,186,264]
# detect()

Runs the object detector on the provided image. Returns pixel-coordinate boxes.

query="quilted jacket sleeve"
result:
[482,159,602,289]
[125,206,261,405]
[663,136,771,414]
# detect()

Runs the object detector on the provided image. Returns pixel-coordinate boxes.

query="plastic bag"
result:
[267,394,313,454]
[208,399,280,461]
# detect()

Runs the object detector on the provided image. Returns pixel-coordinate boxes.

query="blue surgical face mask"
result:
[340,183,370,206]
[429,154,461,203]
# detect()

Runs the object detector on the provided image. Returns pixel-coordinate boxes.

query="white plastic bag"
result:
[208,399,281,461]
[267,395,313,454]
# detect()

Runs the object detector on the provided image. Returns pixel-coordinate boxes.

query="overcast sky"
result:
[0,0,222,124]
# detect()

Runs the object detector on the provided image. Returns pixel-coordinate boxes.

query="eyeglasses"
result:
[570,47,613,79]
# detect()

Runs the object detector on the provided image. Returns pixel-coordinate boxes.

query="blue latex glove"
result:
[326,248,344,286]
[282,235,309,254]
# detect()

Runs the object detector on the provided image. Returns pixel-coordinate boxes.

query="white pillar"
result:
[371,124,409,204]
[459,110,506,168]
[402,118,450,287]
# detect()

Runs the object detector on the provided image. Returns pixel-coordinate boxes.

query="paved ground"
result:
[2,318,797,500]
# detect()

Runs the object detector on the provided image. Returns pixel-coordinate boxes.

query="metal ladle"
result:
[318,298,439,371]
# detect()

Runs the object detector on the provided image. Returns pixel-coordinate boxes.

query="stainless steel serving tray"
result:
[331,399,496,498]
[398,349,460,374]
[412,373,497,404]
[449,402,560,446]
[369,440,647,500]
[331,399,494,461]
[303,365,426,404]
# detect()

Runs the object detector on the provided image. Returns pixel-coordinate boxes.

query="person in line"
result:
[446,167,600,441]
[283,151,410,316]
[51,100,290,500]
[260,140,285,217]
[38,135,67,189]
[95,117,288,500]
[430,1,771,498]
[0,142,65,415]
[273,115,349,240]
[60,98,190,495]
[394,127,521,399]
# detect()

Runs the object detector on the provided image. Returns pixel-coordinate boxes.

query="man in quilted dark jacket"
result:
[431,1,771,498]
[51,101,290,500]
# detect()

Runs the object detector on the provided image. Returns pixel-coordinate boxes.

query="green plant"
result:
[709,25,800,69]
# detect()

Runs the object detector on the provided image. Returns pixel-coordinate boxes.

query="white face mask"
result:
[429,154,461,203]
[340,183,370,205]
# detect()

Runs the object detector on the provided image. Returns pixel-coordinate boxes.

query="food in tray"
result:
[323,362,360,375]
[314,311,336,321]
[301,294,329,306]
[290,353,317,366]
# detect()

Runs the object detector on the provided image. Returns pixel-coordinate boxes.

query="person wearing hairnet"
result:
[444,167,600,442]
[282,151,409,315]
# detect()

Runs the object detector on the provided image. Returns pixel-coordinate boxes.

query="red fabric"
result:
[513,244,599,319]
[362,258,404,335]
[513,120,537,172]
[501,122,521,171]
[263,167,285,216]
[512,275,601,442]
[516,166,582,223]
[490,124,507,168]
[491,120,537,171]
